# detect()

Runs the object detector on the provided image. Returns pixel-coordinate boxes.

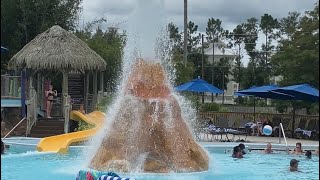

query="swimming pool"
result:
[1,139,319,180]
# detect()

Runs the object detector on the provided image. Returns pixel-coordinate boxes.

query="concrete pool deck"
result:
[199,134,319,146]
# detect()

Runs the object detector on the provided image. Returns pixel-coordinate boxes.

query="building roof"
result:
[204,42,236,58]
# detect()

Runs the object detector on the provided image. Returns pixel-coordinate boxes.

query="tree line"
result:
[168,2,319,92]
[1,0,318,112]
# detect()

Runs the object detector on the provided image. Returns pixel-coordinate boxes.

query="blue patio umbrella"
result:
[235,84,295,122]
[175,77,224,94]
[271,84,319,102]
[236,84,295,100]
[234,92,247,96]
[175,77,223,104]
[272,84,319,137]
[1,46,8,53]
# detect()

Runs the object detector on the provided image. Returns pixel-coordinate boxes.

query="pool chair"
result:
[207,116,229,142]
[229,119,249,141]
[209,117,247,142]
[193,117,210,141]
[294,118,308,139]
[235,119,250,135]
[280,118,294,138]
[271,116,281,137]
[300,119,319,140]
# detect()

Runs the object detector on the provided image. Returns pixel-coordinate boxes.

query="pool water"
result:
[1,144,319,180]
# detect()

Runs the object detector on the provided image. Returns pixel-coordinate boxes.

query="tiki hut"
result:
[8,25,107,134]
[8,25,106,71]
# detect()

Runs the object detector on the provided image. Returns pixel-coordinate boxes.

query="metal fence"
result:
[1,75,22,98]
[224,106,307,115]
[197,111,319,138]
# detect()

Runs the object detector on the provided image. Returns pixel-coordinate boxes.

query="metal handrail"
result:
[2,117,26,140]
[279,123,288,148]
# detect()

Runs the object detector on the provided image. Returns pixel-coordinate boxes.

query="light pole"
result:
[211,41,215,102]
[183,0,188,67]
[201,34,205,79]
[222,69,225,104]
[201,34,205,103]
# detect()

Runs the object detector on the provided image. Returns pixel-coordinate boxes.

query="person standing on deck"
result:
[45,85,57,118]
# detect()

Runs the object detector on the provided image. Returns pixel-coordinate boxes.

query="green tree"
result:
[187,21,200,51]
[259,13,279,83]
[271,2,319,114]
[75,19,126,91]
[226,24,246,89]
[271,2,319,88]
[278,11,301,40]
[1,0,83,71]
[167,22,194,85]
[205,18,227,91]
[205,18,224,42]
[167,22,183,52]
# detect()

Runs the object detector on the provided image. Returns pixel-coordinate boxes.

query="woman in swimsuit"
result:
[45,85,57,118]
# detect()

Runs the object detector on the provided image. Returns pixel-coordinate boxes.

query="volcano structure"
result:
[89,59,209,173]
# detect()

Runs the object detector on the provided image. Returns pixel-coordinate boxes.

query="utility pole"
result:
[201,34,205,103]
[238,43,241,90]
[222,48,225,105]
[183,0,188,66]
[265,30,269,84]
[222,69,225,105]
[201,34,204,79]
[211,41,215,102]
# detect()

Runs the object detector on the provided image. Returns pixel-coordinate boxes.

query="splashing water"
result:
[85,0,209,173]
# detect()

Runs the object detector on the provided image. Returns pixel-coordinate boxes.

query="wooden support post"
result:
[84,71,90,113]
[21,69,26,118]
[93,71,98,110]
[29,70,34,98]
[62,70,69,133]
[37,72,41,106]
[100,71,104,92]
[62,70,69,111]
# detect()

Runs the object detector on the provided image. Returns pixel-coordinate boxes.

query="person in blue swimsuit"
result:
[45,85,57,118]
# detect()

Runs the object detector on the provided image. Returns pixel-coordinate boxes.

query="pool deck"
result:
[200,134,319,146]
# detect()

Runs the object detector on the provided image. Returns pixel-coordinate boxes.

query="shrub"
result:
[76,120,94,131]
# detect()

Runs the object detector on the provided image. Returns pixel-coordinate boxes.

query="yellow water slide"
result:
[36,110,106,153]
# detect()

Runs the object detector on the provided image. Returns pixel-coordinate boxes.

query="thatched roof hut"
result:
[8,25,107,71]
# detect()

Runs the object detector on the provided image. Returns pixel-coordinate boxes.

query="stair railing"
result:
[2,117,26,140]
[26,91,37,135]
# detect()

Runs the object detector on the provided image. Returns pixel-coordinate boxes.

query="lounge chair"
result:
[303,119,318,140]
[197,118,212,141]
[192,119,209,141]
[271,116,281,137]
[281,118,293,138]
[208,116,229,141]
[294,118,308,139]
[208,117,248,142]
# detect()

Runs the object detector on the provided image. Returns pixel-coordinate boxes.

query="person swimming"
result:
[238,143,246,155]
[289,159,299,172]
[305,150,312,159]
[264,143,273,154]
[288,142,304,155]
[1,140,4,154]
[232,146,243,158]
[314,146,319,156]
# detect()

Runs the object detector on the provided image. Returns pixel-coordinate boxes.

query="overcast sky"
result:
[80,0,318,65]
